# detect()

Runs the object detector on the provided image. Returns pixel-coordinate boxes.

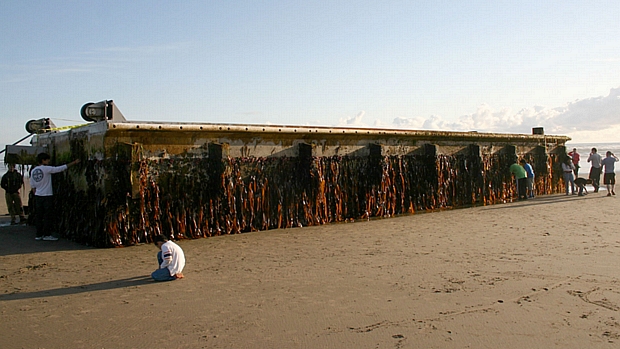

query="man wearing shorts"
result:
[601,151,619,196]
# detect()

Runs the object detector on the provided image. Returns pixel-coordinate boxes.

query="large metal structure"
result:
[6,101,570,247]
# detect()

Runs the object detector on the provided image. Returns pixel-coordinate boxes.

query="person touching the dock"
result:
[561,157,576,195]
[151,234,185,281]
[601,151,619,196]
[520,159,535,198]
[29,153,80,241]
[509,161,528,200]
[587,148,602,192]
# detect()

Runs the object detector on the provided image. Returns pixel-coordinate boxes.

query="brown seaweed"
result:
[52,148,565,247]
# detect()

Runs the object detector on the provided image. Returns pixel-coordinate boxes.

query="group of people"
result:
[0,154,80,236]
[2,153,185,282]
[509,159,536,200]
[509,147,618,199]
[547,147,618,197]
[583,147,618,196]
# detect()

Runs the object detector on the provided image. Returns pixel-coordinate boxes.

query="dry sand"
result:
[1,190,620,349]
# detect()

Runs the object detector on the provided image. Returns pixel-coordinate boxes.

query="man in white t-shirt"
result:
[151,234,186,281]
[29,153,80,241]
[587,148,603,192]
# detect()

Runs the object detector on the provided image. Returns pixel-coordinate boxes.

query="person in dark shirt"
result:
[1,164,26,224]
[601,151,619,196]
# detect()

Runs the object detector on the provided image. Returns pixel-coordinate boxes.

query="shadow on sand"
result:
[0,276,154,301]
[0,217,92,257]
[482,192,611,211]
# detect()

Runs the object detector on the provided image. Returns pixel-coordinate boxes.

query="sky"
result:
[2,0,620,159]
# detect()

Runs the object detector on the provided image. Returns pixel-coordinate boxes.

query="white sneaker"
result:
[35,236,43,241]
[42,236,59,241]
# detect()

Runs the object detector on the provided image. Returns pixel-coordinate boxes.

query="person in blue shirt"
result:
[520,159,535,198]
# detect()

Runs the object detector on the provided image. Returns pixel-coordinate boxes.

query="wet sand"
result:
[1,191,620,348]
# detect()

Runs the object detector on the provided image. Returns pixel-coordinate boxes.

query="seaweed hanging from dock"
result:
[52,146,565,247]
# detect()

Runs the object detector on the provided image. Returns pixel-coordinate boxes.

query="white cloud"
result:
[338,111,366,127]
[546,87,620,133]
[392,116,425,129]
[423,115,449,130]
[372,119,387,127]
[385,87,620,142]
[568,124,620,143]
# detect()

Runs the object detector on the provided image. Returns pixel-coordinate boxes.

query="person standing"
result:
[1,164,27,225]
[29,153,80,241]
[520,159,535,198]
[568,148,580,178]
[151,234,185,281]
[587,148,602,192]
[509,161,528,200]
[561,158,576,195]
[601,151,619,196]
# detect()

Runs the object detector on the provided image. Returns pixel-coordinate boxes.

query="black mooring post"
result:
[296,143,313,185]
[468,144,483,204]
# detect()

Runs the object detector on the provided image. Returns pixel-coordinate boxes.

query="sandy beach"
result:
[1,188,620,348]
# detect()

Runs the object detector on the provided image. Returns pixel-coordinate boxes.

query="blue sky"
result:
[2,0,620,156]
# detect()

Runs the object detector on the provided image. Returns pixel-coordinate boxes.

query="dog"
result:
[574,177,590,195]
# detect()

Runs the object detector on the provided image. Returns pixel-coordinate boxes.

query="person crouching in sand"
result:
[574,177,589,196]
[151,234,185,281]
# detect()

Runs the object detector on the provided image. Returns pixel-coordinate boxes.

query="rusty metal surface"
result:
[31,120,569,159]
[104,121,569,145]
[26,120,570,247]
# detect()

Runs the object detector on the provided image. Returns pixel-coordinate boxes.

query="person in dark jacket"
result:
[1,164,26,224]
